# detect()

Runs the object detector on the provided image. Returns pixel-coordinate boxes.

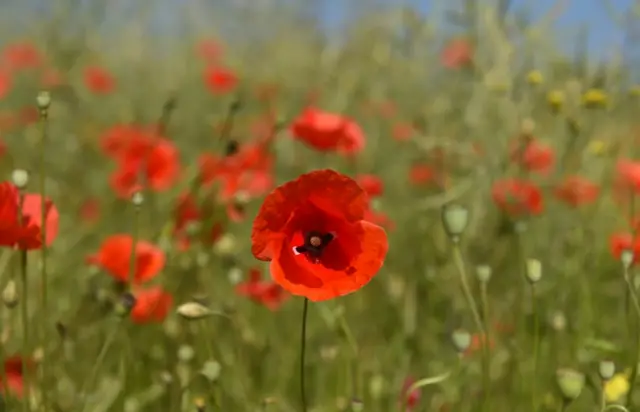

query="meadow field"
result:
[0,0,639,411]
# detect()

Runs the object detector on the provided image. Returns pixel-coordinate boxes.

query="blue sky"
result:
[319,0,636,60]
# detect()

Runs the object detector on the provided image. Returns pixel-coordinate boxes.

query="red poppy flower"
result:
[554,176,600,207]
[84,66,115,94]
[172,192,224,251]
[79,197,101,224]
[130,286,173,324]
[251,169,388,301]
[401,376,421,410]
[1,355,33,398]
[235,267,289,311]
[100,124,155,159]
[409,164,436,186]
[610,233,640,264]
[392,122,415,142]
[0,69,11,99]
[196,39,222,61]
[491,178,544,216]
[203,66,238,94]
[0,183,59,250]
[615,160,640,203]
[109,139,180,198]
[441,38,473,69]
[289,108,365,155]
[86,234,165,284]
[509,139,555,174]
[2,42,41,71]
[356,174,384,198]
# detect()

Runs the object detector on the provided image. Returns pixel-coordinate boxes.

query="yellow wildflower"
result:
[587,140,609,156]
[582,88,608,108]
[527,70,543,85]
[604,371,630,403]
[546,90,564,112]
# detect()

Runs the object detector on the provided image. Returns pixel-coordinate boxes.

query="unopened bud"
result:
[200,360,221,382]
[36,91,51,111]
[525,258,542,284]
[441,203,469,242]
[131,191,144,206]
[177,344,195,362]
[194,397,205,412]
[11,169,29,189]
[621,249,634,269]
[176,302,214,320]
[475,265,492,283]
[598,360,616,381]
[115,292,137,317]
[550,311,567,332]
[350,398,364,411]
[451,328,471,353]
[2,281,17,308]
[556,368,585,402]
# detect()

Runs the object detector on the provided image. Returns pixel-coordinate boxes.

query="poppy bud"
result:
[368,375,385,399]
[176,302,214,320]
[475,265,492,283]
[441,203,469,242]
[224,140,239,156]
[55,321,67,339]
[36,90,51,111]
[213,234,237,257]
[200,360,221,382]
[599,360,616,381]
[11,169,29,189]
[177,344,195,362]
[621,249,634,269]
[555,368,585,403]
[131,191,144,207]
[115,292,136,317]
[194,397,205,412]
[451,328,471,353]
[350,397,364,411]
[525,258,542,284]
[227,267,243,285]
[229,97,242,112]
[549,311,566,332]
[1,280,17,308]
[159,371,173,385]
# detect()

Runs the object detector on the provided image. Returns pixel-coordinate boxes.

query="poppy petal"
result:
[269,221,387,301]
[251,169,367,260]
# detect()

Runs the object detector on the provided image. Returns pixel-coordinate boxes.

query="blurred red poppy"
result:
[86,234,165,284]
[491,178,544,216]
[509,139,555,174]
[392,122,415,142]
[356,174,384,198]
[554,176,599,207]
[0,182,59,250]
[401,376,421,410]
[2,42,41,71]
[172,192,224,251]
[130,286,173,324]
[204,65,238,94]
[196,39,222,61]
[235,267,289,311]
[289,108,365,155]
[441,37,473,69]
[1,355,33,398]
[610,233,640,264]
[614,160,640,205]
[251,169,388,301]
[84,66,115,94]
[0,69,11,99]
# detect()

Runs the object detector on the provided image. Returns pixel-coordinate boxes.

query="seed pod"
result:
[176,302,213,320]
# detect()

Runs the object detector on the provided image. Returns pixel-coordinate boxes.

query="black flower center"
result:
[294,231,334,263]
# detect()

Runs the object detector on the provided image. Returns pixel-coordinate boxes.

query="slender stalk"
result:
[299,298,309,412]
[17,192,30,412]
[531,284,540,412]
[480,280,491,412]
[623,263,640,408]
[79,322,121,412]
[451,244,484,335]
[337,312,360,398]
[37,92,50,412]
[601,382,607,412]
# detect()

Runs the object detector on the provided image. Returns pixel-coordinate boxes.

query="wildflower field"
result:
[2,0,640,411]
